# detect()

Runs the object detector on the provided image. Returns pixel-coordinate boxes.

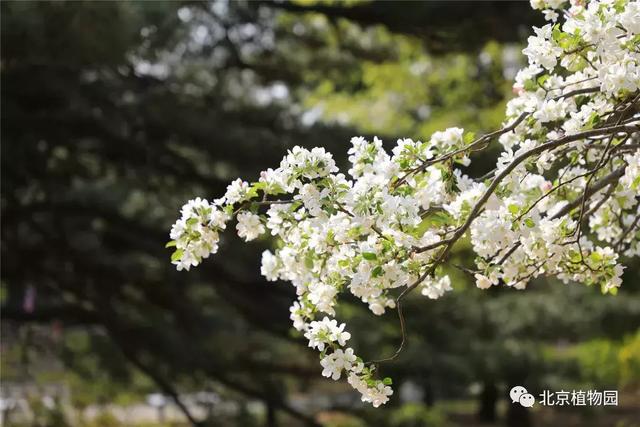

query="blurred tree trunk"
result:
[477,381,498,423]
[266,401,277,427]
[506,402,531,427]
[505,367,533,427]
[421,374,435,406]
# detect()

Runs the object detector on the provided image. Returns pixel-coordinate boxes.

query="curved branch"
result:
[372,123,638,364]
[550,166,627,220]
[393,111,530,190]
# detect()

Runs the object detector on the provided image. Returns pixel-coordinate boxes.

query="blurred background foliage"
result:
[1,1,639,427]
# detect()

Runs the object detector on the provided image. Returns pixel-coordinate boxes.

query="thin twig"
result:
[392,112,530,190]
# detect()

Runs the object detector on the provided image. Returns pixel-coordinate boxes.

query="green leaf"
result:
[171,249,184,262]
[463,131,476,144]
[371,266,383,278]
[568,250,581,263]
[586,111,601,129]
[383,377,393,385]
[524,218,535,228]
[186,217,198,226]
[537,74,550,87]
[252,181,266,191]
[246,186,259,199]
[420,211,454,230]
[508,204,520,215]
[362,252,377,261]
[305,254,315,269]
[326,230,335,245]
[165,240,177,248]
[551,23,563,42]
[523,79,538,92]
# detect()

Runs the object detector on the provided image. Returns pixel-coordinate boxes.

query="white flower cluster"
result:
[169,0,639,407]
[469,0,640,293]
[168,197,229,271]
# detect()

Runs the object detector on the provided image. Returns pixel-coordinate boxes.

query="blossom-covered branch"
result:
[168,0,640,407]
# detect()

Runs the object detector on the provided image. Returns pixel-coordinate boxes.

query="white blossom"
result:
[320,348,357,380]
[421,275,453,299]
[347,372,394,407]
[304,317,351,351]
[169,0,640,407]
[224,179,250,205]
[522,24,562,70]
[236,211,265,241]
[260,250,280,281]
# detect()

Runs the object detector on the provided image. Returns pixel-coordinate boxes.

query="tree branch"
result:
[550,166,627,220]
[372,123,638,365]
